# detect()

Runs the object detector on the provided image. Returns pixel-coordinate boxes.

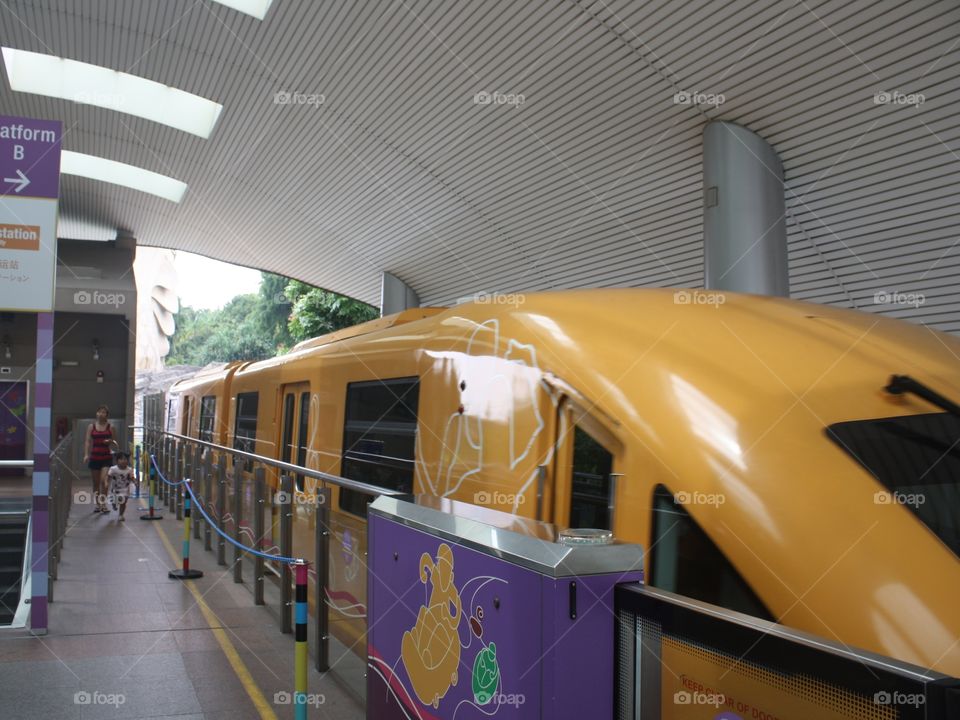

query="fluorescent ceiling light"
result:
[61,151,188,204]
[210,0,275,19]
[1,47,223,139]
[57,213,118,242]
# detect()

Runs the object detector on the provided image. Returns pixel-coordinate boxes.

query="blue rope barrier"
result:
[181,472,302,565]
[147,453,302,564]
[149,454,186,487]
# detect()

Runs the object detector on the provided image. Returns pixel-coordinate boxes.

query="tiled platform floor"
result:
[0,483,366,720]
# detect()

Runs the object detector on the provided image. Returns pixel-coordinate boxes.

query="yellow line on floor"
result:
[152,519,278,720]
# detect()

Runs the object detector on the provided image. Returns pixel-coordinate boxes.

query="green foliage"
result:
[256,273,296,350]
[166,273,379,366]
[286,282,379,342]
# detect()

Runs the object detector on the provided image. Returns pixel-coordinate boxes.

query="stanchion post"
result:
[217,460,227,566]
[232,454,242,583]
[169,480,203,580]
[140,453,163,521]
[134,445,141,498]
[294,560,309,720]
[254,467,265,605]
[315,484,330,671]
[280,473,293,634]
[139,444,145,498]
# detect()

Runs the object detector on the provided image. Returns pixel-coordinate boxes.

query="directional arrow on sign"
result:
[3,169,30,193]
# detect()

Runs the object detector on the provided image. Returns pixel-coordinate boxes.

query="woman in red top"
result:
[83,405,116,513]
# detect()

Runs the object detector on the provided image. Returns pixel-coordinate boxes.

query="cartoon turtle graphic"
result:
[472,641,500,705]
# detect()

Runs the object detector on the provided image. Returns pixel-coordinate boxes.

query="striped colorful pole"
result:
[294,560,309,719]
[30,311,54,634]
[140,453,163,521]
[169,481,203,580]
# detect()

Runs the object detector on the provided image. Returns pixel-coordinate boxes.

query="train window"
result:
[199,396,216,443]
[649,485,774,621]
[570,426,613,529]
[827,412,960,559]
[296,391,310,491]
[339,377,419,517]
[234,392,259,470]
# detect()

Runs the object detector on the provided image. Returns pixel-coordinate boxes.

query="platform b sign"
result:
[0,115,62,312]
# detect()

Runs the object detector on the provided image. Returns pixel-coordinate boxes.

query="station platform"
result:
[0,479,364,720]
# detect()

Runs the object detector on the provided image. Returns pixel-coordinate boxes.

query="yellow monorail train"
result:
[170,289,960,676]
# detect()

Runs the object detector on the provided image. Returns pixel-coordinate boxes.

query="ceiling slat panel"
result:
[0,0,956,332]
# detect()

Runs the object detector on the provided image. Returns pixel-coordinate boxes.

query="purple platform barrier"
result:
[367,495,643,720]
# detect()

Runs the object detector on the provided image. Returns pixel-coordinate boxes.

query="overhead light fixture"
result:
[2,336,10,360]
[210,0,275,20]
[1,47,223,138]
[92,339,100,361]
[61,151,188,203]
[57,214,118,242]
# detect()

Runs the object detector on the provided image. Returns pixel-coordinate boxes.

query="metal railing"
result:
[47,432,74,602]
[139,425,400,691]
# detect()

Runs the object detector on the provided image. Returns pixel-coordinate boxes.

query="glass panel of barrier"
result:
[615,584,960,720]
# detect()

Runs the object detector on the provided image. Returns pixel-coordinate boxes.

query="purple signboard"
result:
[368,510,643,720]
[0,115,62,199]
[369,516,543,719]
[0,115,62,312]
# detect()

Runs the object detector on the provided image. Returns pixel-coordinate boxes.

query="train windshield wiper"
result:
[884,374,960,419]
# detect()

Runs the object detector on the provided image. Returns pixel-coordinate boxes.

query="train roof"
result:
[231,289,960,393]
[169,360,246,393]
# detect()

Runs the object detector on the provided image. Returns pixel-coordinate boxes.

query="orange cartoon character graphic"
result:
[401,543,463,708]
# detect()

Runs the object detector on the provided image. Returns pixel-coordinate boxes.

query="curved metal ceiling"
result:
[1,1,957,330]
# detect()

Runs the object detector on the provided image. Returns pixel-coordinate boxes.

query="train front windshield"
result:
[828,412,960,558]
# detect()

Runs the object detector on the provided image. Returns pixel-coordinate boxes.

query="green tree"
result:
[254,272,296,350]
[167,295,268,364]
[165,273,379,366]
[286,282,379,342]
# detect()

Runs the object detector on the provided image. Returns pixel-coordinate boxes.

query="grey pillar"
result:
[380,271,419,316]
[703,121,789,296]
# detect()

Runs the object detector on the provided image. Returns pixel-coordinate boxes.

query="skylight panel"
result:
[1,47,223,139]
[210,0,275,20]
[61,151,188,203]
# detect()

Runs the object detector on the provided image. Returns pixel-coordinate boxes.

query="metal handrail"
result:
[50,432,73,459]
[139,426,401,498]
[0,433,72,469]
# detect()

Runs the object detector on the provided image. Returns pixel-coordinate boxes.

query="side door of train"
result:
[551,396,624,534]
[330,375,421,653]
[276,382,312,570]
[278,382,311,490]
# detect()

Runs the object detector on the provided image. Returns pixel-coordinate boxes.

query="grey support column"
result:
[703,121,789,296]
[380,271,419,316]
